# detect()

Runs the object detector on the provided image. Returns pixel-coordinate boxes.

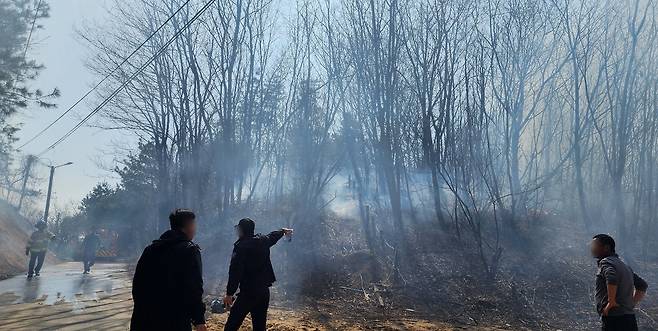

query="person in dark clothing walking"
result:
[82,230,100,274]
[591,234,648,331]
[130,209,207,331]
[223,218,292,331]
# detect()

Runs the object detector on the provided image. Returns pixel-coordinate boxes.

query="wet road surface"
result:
[0,262,132,330]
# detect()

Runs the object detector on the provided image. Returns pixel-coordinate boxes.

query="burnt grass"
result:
[202,207,658,330]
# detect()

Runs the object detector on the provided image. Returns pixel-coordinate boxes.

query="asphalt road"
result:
[0,262,132,330]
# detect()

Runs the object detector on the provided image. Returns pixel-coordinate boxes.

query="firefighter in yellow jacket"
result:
[26,221,55,278]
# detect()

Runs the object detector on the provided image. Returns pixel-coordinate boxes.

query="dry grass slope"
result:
[0,201,34,279]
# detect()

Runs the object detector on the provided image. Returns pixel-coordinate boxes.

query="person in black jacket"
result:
[81,230,100,274]
[222,218,292,331]
[130,209,207,331]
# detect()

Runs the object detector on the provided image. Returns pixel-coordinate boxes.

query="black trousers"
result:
[28,251,46,276]
[83,252,96,272]
[224,289,270,331]
[602,314,638,331]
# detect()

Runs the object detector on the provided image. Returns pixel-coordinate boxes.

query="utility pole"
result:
[18,155,36,212]
[43,166,55,223]
[43,162,73,223]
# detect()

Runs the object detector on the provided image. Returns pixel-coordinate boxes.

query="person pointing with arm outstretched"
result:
[223,218,292,331]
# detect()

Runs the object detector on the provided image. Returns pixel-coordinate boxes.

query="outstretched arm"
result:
[264,228,293,247]
[265,230,284,247]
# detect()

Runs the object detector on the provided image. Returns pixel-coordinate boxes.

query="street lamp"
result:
[43,162,73,224]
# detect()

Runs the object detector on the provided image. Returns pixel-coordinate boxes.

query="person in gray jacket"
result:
[591,234,648,331]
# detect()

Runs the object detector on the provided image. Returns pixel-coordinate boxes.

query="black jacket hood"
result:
[234,234,257,247]
[152,229,189,247]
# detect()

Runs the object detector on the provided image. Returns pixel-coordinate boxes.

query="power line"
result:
[18,0,194,150]
[38,0,217,156]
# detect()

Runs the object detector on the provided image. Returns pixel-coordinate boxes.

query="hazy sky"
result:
[13,0,121,212]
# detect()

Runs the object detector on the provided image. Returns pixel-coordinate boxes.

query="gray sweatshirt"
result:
[595,254,648,316]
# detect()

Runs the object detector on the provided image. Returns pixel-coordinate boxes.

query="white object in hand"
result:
[283,228,293,242]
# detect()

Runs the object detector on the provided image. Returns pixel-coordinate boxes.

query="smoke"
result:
[34,0,658,328]
[322,174,359,219]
